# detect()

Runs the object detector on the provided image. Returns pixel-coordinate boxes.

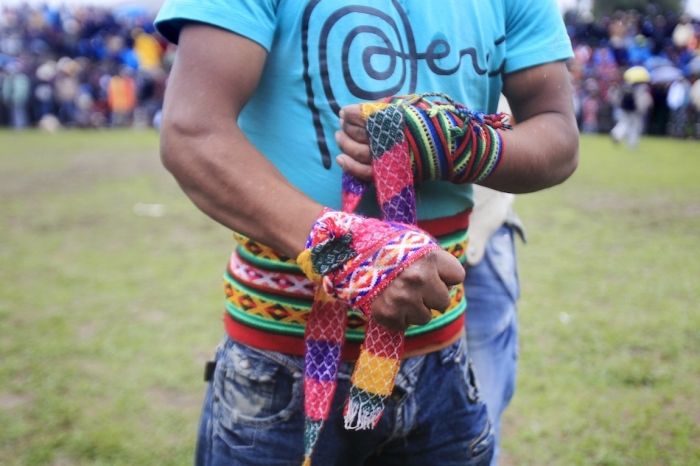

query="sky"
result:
[3,0,700,19]
[3,0,163,8]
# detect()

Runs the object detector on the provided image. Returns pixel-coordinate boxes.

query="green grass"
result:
[1,130,699,465]
[502,136,700,466]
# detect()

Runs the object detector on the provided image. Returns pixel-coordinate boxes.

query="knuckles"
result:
[397,268,425,286]
[372,306,406,331]
[370,286,434,331]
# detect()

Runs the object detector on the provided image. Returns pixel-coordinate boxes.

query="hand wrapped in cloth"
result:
[297,93,510,466]
[339,93,511,213]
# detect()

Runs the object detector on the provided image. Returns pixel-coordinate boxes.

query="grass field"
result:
[1,130,699,465]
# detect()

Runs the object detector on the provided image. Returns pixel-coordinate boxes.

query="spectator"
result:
[54,59,79,126]
[33,61,56,119]
[2,62,30,129]
[133,28,162,70]
[673,15,695,50]
[581,78,601,133]
[611,82,653,148]
[667,76,691,137]
[628,35,652,66]
[107,67,136,127]
[0,3,165,129]
[688,73,700,138]
[0,1,697,140]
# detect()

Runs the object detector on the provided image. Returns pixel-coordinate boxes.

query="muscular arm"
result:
[160,24,463,331]
[160,25,321,258]
[336,61,579,194]
[485,61,579,193]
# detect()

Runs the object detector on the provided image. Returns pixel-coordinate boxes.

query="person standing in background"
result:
[690,72,700,138]
[1,62,30,130]
[54,62,79,127]
[610,82,653,148]
[580,79,601,134]
[465,185,523,466]
[462,95,523,466]
[107,67,136,127]
[666,76,691,138]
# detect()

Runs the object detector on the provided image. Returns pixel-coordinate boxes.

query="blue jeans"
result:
[465,226,519,466]
[195,335,494,465]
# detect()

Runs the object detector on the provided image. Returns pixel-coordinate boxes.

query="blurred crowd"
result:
[0,3,171,131]
[2,3,700,141]
[567,8,700,140]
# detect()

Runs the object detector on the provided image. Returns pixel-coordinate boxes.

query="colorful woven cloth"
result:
[297,210,438,465]
[299,93,510,465]
[345,93,511,200]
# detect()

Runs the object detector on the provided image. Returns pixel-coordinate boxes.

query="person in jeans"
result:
[465,186,523,466]
[155,0,578,464]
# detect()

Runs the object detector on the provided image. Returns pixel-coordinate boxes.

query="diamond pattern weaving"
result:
[298,93,510,466]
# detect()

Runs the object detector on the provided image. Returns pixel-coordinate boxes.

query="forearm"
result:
[158,25,324,258]
[480,110,579,193]
[160,117,322,258]
[480,60,580,194]
[336,63,579,191]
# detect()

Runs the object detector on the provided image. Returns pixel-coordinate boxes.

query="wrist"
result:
[296,209,438,312]
[360,94,511,185]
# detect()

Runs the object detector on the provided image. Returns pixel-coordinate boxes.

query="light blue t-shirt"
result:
[155,0,572,220]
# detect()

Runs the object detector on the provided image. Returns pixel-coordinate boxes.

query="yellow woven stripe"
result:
[360,102,390,119]
[228,231,467,334]
[351,351,401,396]
[239,233,467,268]
[296,248,321,283]
[225,281,310,325]
[232,232,296,264]
[447,238,468,262]
[225,275,464,330]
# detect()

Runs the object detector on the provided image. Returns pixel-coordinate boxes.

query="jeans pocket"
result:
[212,342,303,449]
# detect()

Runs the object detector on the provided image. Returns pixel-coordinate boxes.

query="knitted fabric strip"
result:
[340,94,510,438]
[302,287,347,463]
[341,103,417,433]
[299,93,509,465]
[297,211,437,466]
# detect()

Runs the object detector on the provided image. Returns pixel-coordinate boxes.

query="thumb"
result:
[435,249,466,286]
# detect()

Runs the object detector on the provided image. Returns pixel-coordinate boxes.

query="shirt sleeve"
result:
[154,0,278,51]
[504,0,573,73]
